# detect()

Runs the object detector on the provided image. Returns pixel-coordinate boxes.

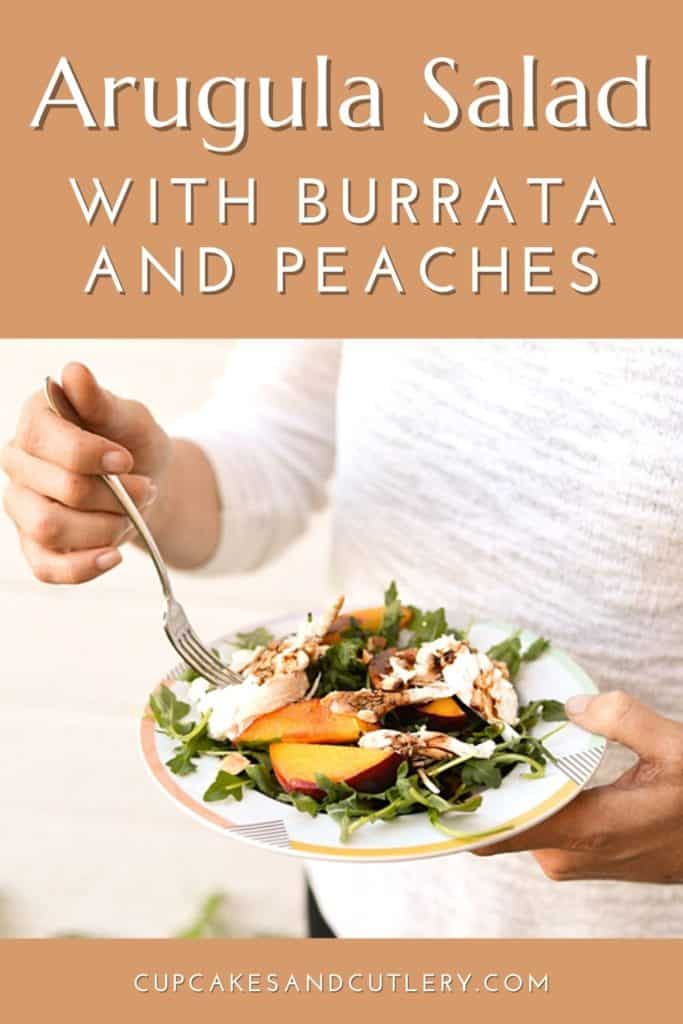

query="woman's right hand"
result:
[1,362,172,583]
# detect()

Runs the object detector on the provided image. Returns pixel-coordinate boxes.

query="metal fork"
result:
[44,376,242,687]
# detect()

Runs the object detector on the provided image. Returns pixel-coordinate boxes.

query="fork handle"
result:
[100,471,174,601]
[44,376,175,603]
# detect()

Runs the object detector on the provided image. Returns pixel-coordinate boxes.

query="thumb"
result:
[565,690,678,763]
[60,363,151,451]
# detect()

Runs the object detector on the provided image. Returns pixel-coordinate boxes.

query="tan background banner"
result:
[1,1,681,337]
[2,938,681,1022]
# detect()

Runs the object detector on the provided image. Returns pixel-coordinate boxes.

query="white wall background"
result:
[0,340,330,938]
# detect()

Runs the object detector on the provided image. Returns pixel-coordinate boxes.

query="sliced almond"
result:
[219,752,251,775]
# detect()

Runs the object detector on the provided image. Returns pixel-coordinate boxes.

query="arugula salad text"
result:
[149,585,565,841]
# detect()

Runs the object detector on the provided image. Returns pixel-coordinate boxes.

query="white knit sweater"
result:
[176,339,683,938]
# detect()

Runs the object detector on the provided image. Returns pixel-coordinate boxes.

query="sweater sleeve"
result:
[171,339,341,575]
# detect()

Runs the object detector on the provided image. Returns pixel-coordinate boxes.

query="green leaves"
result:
[150,686,224,777]
[518,698,567,732]
[149,684,193,739]
[487,633,550,680]
[379,581,403,646]
[165,734,208,776]
[305,761,487,842]
[408,605,462,645]
[487,633,523,679]
[203,770,248,802]
[245,761,280,799]
[174,892,229,939]
[316,637,368,695]
[314,774,358,802]
[202,749,281,803]
[233,627,274,650]
[284,793,321,817]
[460,758,504,790]
[521,637,550,664]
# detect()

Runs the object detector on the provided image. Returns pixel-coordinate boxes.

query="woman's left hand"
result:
[475,691,683,883]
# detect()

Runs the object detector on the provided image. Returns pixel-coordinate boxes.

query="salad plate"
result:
[140,588,606,863]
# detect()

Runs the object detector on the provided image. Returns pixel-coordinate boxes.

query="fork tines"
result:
[172,624,242,687]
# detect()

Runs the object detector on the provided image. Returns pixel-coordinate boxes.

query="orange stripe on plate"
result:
[140,712,237,830]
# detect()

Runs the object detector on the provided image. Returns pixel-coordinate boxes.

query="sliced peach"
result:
[270,742,402,800]
[324,605,413,644]
[421,697,468,731]
[238,698,374,745]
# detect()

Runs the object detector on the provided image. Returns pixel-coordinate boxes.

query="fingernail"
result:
[95,549,122,571]
[565,693,594,717]
[141,481,158,509]
[102,451,131,474]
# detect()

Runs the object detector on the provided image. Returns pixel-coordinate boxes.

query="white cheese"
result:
[387,656,417,685]
[197,672,309,741]
[187,676,210,702]
[229,646,263,674]
[359,728,496,761]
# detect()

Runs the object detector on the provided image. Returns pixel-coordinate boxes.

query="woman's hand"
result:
[476,691,683,883]
[1,363,172,583]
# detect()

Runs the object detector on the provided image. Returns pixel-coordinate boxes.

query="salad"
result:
[149,583,566,841]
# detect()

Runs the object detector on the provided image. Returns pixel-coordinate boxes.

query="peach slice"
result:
[270,742,402,800]
[324,605,413,644]
[421,697,468,731]
[237,698,374,745]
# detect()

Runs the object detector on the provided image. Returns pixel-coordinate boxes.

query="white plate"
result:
[140,615,606,863]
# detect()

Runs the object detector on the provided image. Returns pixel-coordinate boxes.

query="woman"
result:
[2,340,682,937]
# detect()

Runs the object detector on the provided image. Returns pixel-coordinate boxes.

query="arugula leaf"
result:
[245,762,280,799]
[408,606,462,645]
[486,633,522,680]
[233,627,274,650]
[538,700,567,722]
[314,774,358,803]
[426,807,512,842]
[149,684,194,739]
[518,698,567,732]
[448,793,484,814]
[316,638,368,695]
[460,758,504,790]
[487,633,550,681]
[491,751,546,779]
[203,770,249,803]
[165,733,211,776]
[284,793,321,817]
[521,637,550,663]
[151,695,230,778]
[379,581,402,646]
[178,666,200,683]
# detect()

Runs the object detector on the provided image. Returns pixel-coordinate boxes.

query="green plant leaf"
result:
[316,638,368,695]
[233,627,274,650]
[521,637,551,663]
[408,606,462,644]
[379,580,402,646]
[203,770,249,803]
[486,633,522,680]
